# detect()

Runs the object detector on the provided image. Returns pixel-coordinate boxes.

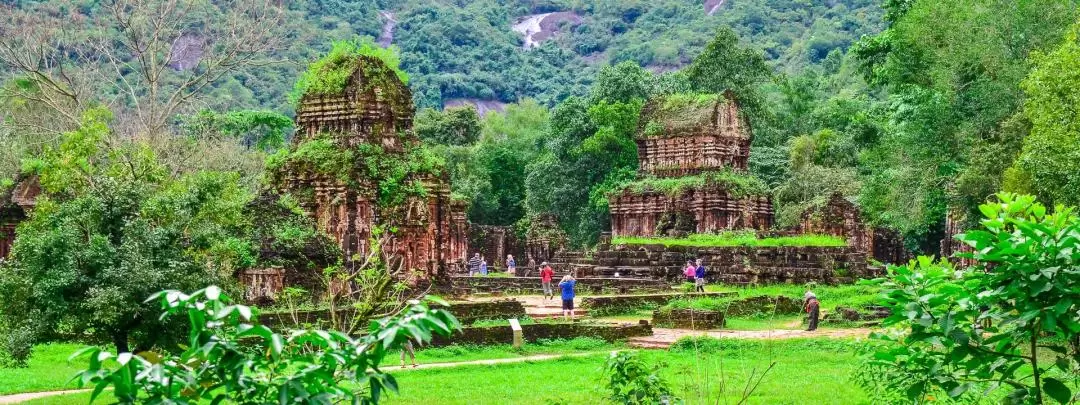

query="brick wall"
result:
[447,276,673,296]
[580,244,881,285]
[429,322,653,346]
[652,309,725,329]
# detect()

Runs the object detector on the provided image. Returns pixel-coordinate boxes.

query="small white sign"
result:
[508,318,522,331]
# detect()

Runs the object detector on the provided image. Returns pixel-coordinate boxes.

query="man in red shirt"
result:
[539,262,555,301]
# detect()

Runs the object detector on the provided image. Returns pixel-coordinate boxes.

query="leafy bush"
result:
[290,37,408,104]
[71,286,460,404]
[602,351,678,405]
[613,169,770,198]
[864,193,1080,404]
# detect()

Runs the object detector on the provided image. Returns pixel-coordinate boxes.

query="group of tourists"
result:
[536,261,576,320]
[466,253,519,276]
[682,259,708,292]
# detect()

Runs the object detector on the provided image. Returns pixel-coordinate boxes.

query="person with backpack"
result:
[694,259,706,293]
[539,262,555,301]
[559,274,577,321]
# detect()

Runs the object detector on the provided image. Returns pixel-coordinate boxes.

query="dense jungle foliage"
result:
[3,0,1080,251]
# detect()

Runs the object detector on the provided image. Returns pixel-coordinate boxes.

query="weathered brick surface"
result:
[447,276,673,296]
[652,309,725,329]
[579,244,881,285]
[430,322,653,346]
[257,300,526,329]
[788,193,908,265]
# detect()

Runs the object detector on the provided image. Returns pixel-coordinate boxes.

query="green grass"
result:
[0,342,85,395]
[708,283,883,311]
[412,337,616,364]
[612,231,846,248]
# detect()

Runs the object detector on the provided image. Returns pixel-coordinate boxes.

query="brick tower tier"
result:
[636,90,751,178]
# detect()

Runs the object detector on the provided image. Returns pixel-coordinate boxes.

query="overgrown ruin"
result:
[269,55,468,288]
[608,91,773,237]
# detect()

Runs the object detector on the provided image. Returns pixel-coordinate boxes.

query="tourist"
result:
[559,274,577,321]
[684,260,696,284]
[507,254,516,275]
[694,259,706,293]
[467,253,482,276]
[480,258,488,275]
[400,340,418,368]
[804,291,820,331]
[540,261,555,301]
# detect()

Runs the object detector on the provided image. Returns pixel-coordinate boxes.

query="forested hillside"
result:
[3,0,1080,254]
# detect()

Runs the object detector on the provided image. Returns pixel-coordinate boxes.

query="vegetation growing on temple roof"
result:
[612,231,846,248]
[639,93,725,138]
[612,169,768,198]
[289,37,409,105]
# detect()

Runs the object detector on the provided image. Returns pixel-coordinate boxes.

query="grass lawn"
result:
[696,282,883,312]
[0,343,86,395]
[29,339,870,404]
[612,232,846,248]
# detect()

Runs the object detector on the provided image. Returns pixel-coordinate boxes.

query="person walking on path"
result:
[480,258,488,276]
[507,254,516,275]
[694,259,706,293]
[559,274,577,321]
[683,260,697,284]
[467,253,482,276]
[540,262,555,301]
[401,340,418,368]
[804,291,820,331]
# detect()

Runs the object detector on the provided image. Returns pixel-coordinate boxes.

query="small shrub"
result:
[0,323,34,367]
[603,351,679,404]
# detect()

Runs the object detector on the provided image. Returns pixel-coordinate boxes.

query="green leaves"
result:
[72,286,461,404]
[864,193,1080,404]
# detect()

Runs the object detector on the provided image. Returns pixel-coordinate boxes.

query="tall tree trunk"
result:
[112,331,130,354]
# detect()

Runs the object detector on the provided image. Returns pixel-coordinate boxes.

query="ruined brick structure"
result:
[792,193,908,264]
[468,225,525,269]
[0,177,40,261]
[940,207,975,268]
[275,56,467,285]
[608,91,773,237]
[524,214,567,267]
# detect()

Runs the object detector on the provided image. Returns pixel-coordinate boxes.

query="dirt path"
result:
[0,352,613,404]
[0,389,91,404]
[629,327,872,349]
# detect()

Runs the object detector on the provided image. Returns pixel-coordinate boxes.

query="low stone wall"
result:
[583,244,879,285]
[448,276,673,296]
[581,292,735,316]
[450,300,527,325]
[820,305,890,326]
[430,322,653,346]
[258,300,525,328]
[652,309,725,330]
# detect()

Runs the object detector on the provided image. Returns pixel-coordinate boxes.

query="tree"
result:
[864,193,1080,404]
[0,108,254,360]
[73,285,460,404]
[415,106,481,146]
[684,27,772,123]
[0,0,286,137]
[1013,21,1080,207]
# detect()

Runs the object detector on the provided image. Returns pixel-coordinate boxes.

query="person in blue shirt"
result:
[559,274,577,320]
[694,259,706,293]
[480,258,488,275]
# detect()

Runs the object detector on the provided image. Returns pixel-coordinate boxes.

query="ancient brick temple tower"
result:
[276,56,468,283]
[608,91,773,237]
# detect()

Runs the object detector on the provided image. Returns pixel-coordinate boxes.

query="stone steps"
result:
[627,336,672,349]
